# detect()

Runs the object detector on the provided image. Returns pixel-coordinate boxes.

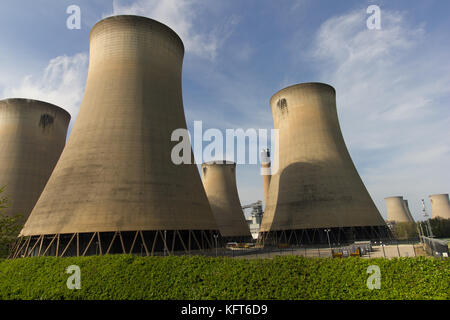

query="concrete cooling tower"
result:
[429,194,450,219]
[403,199,415,222]
[385,196,414,223]
[201,161,252,242]
[0,99,70,222]
[14,15,219,258]
[259,83,390,245]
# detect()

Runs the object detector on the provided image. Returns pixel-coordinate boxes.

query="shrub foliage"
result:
[0,255,448,300]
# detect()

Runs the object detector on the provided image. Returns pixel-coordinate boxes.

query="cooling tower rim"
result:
[0,98,71,120]
[90,15,185,52]
[429,193,449,197]
[202,160,236,166]
[384,196,404,200]
[269,82,336,104]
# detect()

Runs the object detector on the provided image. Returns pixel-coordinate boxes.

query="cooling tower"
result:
[201,161,252,242]
[403,199,415,222]
[14,15,219,258]
[0,99,70,222]
[385,196,413,223]
[259,83,390,245]
[429,194,450,219]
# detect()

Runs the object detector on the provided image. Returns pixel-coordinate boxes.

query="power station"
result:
[385,196,414,223]
[201,161,252,242]
[14,15,219,258]
[259,83,390,245]
[6,15,446,259]
[0,98,70,221]
[429,194,450,219]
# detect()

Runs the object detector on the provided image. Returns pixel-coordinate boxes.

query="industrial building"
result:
[429,194,450,219]
[385,196,415,223]
[0,98,70,221]
[13,15,219,258]
[259,83,390,245]
[201,161,252,242]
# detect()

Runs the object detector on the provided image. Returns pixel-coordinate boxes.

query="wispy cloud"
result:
[107,0,239,60]
[306,8,450,219]
[1,53,88,128]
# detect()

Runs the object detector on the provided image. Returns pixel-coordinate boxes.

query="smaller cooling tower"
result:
[385,196,413,223]
[403,200,415,222]
[202,161,252,241]
[429,194,450,219]
[0,98,70,221]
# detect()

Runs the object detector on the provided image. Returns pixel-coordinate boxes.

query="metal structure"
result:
[429,194,450,219]
[201,161,252,242]
[0,98,70,222]
[243,200,264,240]
[259,83,390,245]
[385,196,414,223]
[14,15,219,258]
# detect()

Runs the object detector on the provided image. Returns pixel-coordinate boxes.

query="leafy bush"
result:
[0,255,448,300]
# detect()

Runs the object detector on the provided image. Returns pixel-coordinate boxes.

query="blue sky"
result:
[1,0,449,220]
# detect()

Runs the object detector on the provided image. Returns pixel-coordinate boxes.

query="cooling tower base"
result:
[259,226,392,246]
[10,230,221,258]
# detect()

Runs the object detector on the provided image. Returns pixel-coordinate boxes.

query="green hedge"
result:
[0,255,448,300]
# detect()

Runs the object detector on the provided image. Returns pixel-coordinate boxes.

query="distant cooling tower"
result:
[201,161,252,241]
[0,99,70,222]
[14,15,219,258]
[385,196,414,223]
[403,199,415,222]
[259,83,390,245]
[429,194,450,219]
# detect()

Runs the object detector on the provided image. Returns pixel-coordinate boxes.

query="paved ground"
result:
[230,244,426,259]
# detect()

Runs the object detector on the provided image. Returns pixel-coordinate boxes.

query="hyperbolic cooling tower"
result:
[0,99,70,221]
[15,15,219,258]
[403,199,415,222]
[429,194,450,219]
[201,161,252,241]
[385,196,414,223]
[259,83,389,245]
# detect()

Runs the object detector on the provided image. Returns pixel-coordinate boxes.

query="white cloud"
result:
[1,53,88,128]
[308,9,450,220]
[108,0,238,60]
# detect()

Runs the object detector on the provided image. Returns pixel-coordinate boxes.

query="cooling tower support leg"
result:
[12,230,220,257]
[258,226,392,246]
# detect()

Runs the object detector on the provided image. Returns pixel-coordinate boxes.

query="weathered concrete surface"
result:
[385,196,414,223]
[0,98,70,221]
[202,161,251,238]
[21,15,217,236]
[429,194,450,219]
[260,83,386,232]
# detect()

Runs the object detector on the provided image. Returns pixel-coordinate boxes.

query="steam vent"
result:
[429,194,450,219]
[201,161,252,242]
[14,16,219,258]
[0,99,70,222]
[385,196,414,223]
[259,83,390,245]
